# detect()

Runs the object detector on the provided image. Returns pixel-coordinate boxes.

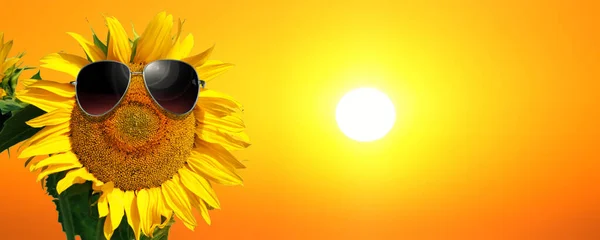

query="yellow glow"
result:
[336,87,396,142]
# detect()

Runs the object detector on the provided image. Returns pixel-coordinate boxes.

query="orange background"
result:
[1,0,600,239]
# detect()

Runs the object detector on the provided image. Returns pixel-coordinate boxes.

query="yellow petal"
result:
[187,148,243,186]
[178,168,220,209]
[185,187,211,225]
[26,108,72,128]
[21,121,70,150]
[25,80,75,98]
[195,109,245,133]
[134,12,174,63]
[196,60,234,81]
[2,57,20,72]
[147,188,164,235]
[36,164,81,182]
[182,45,214,68]
[67,32,106,62]
[197,89,243,116]
[0,40,13,63]
[165,34,194,60]
[156,192,173,228]
[19,134,71,159]
[17,88,75,113]
[161,175,197,229]
[123,191,142,240]
[105,16,132,63]
[178,34,195,59]
[98,190,110,218]
[137,188,153,236]
[103,213,115,240]
[56,168,97,194]
[196,126,251,151]
[107,188,125,231]
[30,151,78,171]
[20,79,37,87]
[194,139,245,169]
[40,53,89,78]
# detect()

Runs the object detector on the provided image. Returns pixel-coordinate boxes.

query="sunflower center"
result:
[70,68,196,191]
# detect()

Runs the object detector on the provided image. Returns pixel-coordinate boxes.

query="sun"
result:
[336,87,396,142]
[14,12,250,240]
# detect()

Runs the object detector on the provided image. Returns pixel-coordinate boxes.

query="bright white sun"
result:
[336,87,396,142]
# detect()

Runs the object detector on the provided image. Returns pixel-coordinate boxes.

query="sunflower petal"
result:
[196,60,234,81]
[196,126,251,151]
[56,167,97,194]
[40,53,88,78]
[165,34,194,60]
[25,80,75,98]
[103,213,115,240]
[21,121,70,150]
[196,109,245,133]
[124,191,142,240]
[187,149,243,186]
[30,151,78,171]
[134,12,174,63]
[20,134,71,159]
[0,40,13,63]
[17,90,74,113]
[107,188,125,231]
[137,189,153,236]
[182,45,214,68]
[178,168,220,209]
[156,192,173,228]
[36,164,82,182]
[26,108,72,128]
[2,57,20,72]
[20,79,37,87]
[98,182,114,218]
[67,32,105,62]
[105,16,132,63]
[185,188,211,225]
[194,139,246,169]
[161,175,197,229]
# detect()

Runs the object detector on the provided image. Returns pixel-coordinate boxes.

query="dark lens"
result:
[143,60,200,114]
[76,61,130,116]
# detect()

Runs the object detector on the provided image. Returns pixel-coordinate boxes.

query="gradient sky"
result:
[1,0,599,239]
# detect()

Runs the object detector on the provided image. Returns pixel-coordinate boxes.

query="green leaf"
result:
[31,70,42,80]
[0,104,44,154]
[46,171,175,240]
[91,28,108,56]
[6,67,24,96]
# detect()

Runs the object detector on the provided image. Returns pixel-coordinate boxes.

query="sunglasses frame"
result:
[71,59,206,117]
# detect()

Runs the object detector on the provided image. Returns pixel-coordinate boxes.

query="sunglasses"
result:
[71,60,205,117]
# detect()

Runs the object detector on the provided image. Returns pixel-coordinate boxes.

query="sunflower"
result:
[16,12,249,240]
[0,32,25,98]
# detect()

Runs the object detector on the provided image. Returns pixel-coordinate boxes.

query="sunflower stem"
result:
[58,192,77,240]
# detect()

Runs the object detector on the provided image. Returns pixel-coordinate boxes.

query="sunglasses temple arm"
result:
[70,81,77,86]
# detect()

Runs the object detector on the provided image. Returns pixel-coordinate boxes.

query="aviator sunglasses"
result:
[71,60,206,117]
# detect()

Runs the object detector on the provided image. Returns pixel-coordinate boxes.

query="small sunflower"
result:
[0,32,34,117]
[16,12,249,239]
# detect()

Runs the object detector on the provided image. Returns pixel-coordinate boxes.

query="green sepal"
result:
[0,104,44,154]
[91,28,108,56]
[31,70,42,80]
[0,98,27,114]
[130,38,139,63]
